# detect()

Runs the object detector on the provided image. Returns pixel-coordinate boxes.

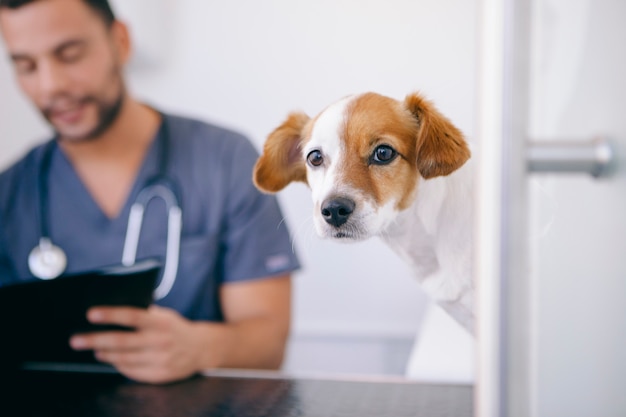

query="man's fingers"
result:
[70,306,170,351]
[70,330,149,351]
[86,306,150,328]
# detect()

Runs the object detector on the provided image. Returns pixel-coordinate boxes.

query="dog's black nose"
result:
[321,197,355,227]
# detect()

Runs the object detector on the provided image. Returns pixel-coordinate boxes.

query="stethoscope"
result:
[28,118,182,300]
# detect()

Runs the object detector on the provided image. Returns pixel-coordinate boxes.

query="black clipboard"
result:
[0,259,161,372]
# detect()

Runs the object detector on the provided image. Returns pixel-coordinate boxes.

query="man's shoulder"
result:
[0,142,49,212]
[159,112,262,195]
[0,142,48,185]
[163,112,251,148]
[161,112,260,174]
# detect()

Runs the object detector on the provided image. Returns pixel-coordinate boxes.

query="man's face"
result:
[0,0,128,141]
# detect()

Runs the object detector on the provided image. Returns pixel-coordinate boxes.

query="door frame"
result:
[476,0,532,416]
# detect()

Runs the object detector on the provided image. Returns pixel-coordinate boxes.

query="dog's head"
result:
[253,92,470,241]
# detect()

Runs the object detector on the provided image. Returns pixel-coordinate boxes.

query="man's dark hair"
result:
[0,0,116,27]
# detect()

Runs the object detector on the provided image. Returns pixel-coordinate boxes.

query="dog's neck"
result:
[380,160,473,265]
[379,160,475,332]
[380,180,444,279]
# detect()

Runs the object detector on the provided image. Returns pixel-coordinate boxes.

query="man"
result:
[0,0,299,384]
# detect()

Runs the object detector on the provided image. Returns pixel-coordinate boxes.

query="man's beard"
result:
[43,83,126,142]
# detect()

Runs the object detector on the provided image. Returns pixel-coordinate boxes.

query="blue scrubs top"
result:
[0,113,300,321]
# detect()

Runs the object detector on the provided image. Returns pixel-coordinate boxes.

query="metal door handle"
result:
[527,136,615,177]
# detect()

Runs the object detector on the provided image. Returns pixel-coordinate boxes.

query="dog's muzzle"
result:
[321,197,355,228]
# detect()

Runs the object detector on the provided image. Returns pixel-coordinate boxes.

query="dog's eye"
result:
[371,145,397,165]
[307,150,324,167]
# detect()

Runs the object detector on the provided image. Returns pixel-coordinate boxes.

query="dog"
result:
[253,92,474,333]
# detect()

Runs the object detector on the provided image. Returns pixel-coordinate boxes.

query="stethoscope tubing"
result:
[29,116,181,300]
[122,182,182,300]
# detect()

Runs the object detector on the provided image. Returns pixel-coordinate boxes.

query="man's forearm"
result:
[191,316,290,372]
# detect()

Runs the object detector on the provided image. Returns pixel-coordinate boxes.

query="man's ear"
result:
[253,112,310,193]
[404,92,470,179]
[110,20,132,66]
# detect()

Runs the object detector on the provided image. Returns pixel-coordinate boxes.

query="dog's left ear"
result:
[404,93,470,179]
[253,112,310,193]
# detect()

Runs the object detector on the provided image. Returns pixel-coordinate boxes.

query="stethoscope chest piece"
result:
[28,237,67,280]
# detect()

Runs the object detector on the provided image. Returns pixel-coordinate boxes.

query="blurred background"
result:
[0,0,626,410]
[3,0,626,414]
[0,0,477,377]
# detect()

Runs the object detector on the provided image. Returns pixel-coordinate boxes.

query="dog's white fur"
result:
[253,92,474,332]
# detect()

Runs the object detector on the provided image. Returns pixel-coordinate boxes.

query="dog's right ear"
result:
[253,112,310,193]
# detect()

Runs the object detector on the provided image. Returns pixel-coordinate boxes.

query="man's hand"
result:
[70,275,291,384]
[70,305,208,384]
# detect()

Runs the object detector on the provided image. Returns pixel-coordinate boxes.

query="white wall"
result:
[0,0,477,376]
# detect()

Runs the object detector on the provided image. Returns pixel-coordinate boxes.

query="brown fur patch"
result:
[404,93,470,179]
[253,112,311,193]
[339,93,421,211]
